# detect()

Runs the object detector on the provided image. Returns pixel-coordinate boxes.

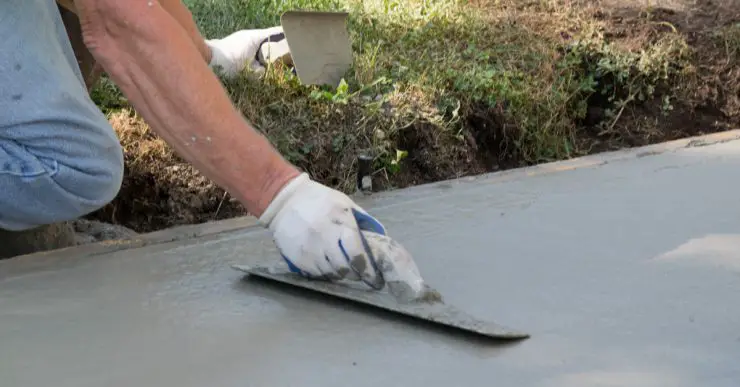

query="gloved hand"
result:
[258,173,388,289]
[205,26,286,78]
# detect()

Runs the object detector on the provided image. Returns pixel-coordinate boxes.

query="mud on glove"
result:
[258,173,388,289]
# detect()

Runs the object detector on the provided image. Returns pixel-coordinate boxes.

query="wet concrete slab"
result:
[2,132,740,387]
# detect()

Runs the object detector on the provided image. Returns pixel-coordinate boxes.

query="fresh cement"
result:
[2,133,740,387]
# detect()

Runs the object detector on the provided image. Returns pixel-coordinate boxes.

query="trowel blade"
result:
[232,264,529,341]
[279,11,353,87]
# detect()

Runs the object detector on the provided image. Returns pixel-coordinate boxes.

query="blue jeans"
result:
[0,0,124,231]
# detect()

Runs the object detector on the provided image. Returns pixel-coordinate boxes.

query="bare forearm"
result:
[57,0,213,63]
[158,0,212,63]
[75,0,299,216]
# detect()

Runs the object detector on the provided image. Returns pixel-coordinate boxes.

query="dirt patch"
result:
[584,0,740,147]
[85,0,739,233]
[89,112,245,233]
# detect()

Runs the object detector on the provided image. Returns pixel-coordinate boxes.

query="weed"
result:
[714,22,740,61]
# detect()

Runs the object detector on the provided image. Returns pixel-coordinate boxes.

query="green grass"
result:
[94,0,711,197]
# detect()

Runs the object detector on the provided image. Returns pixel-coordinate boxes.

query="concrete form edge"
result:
[4,129,739,263]
[361,129,740,200]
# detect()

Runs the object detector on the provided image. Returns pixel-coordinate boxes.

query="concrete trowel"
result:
[232,231,529,341]
[236,12,528,342]
[256,11,354,88]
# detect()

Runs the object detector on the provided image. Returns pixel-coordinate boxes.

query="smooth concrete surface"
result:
[3,133,740,387]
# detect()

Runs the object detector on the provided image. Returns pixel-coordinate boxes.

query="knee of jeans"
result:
[78,145,124,209]
[0,135,123,231]
[27,119,124,219]
[56,133,125,213]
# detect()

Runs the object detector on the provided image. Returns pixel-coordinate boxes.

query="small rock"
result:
[0,222,77,259]
[71,219,138,244]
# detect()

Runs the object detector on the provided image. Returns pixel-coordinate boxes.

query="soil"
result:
[85,0,739,234]
[582,0,740,148]
[0,220,137,259]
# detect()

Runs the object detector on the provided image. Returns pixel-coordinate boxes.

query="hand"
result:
[258,173,388,289]
[205,26,286,78]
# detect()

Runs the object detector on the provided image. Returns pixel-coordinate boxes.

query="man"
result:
[0,0,397,288]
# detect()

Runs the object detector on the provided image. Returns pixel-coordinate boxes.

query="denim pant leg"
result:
[0,0,124,231]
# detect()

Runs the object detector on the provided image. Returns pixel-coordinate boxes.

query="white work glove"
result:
[259,173,388,289]
[205,26,285,78]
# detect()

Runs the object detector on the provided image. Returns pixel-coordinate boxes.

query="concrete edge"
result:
[3,129,738,265]
[0,216,261,274]
[356,129,740,202]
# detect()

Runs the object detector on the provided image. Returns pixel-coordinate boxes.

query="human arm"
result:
[156,0,213,63]
[155,0,289,77]
[58,0,286,77]
[75,0,296,215]
[73,0,397,287]
[156,0,287,76]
